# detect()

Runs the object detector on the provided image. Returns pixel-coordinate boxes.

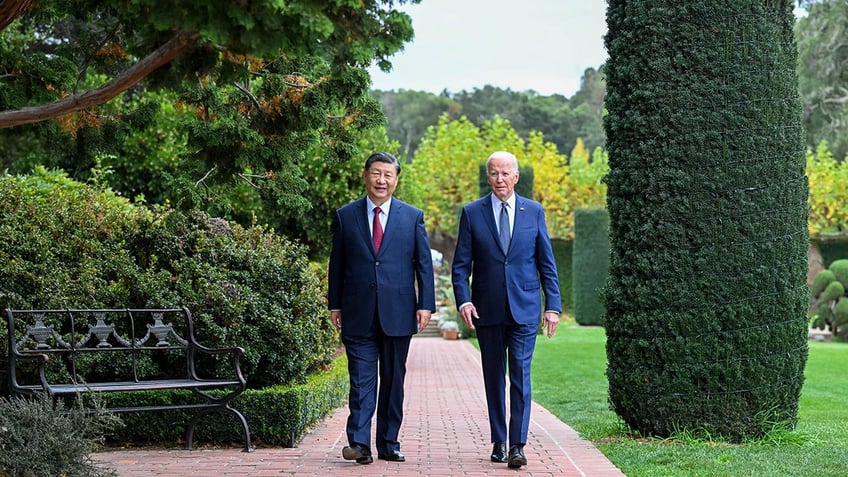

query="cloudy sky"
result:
[367,1,809,97]
[367,0,608,97]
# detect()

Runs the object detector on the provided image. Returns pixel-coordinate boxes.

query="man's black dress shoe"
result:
[490,442,508,463]
[342,444,373,464]
[377,450,406,462]
[507,444,527,469]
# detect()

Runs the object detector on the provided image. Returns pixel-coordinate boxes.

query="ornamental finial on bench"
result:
[148,312,174,347]
[26,313,52,349]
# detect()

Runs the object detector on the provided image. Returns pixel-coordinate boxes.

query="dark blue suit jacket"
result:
[328,197,436,336]
[452,193,561,324]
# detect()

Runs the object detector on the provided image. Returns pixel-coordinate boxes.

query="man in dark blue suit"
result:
[452,150,561,469]
[328,152,435,465]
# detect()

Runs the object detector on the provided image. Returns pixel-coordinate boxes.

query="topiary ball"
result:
[829,259,848,289]
[822,280,846,302]
[811,269,836,297]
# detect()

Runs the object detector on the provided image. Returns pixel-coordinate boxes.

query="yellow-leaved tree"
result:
[569,138,609,212]
[400,114,485,256]
[403,114,610,253]
[806,141,848,237]
[525,131,572,238]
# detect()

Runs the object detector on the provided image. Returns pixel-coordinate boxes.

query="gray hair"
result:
[485,151,519,171]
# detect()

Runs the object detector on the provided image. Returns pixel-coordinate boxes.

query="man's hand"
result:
[331,310,342,330]
[543,312,559,338]
[459,303,478,329]
[417,310,432,331]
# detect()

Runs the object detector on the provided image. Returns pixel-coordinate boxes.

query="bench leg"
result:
[186,405,254,453]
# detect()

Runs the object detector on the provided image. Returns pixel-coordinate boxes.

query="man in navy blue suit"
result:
[452,150,561,469]
[328,152,435,465]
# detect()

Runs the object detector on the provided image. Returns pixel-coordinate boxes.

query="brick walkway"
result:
[92,337,625,476]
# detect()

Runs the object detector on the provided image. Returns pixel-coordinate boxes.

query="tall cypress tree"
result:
[603,1,809,440]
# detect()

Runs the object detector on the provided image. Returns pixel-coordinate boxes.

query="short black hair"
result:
[364,152,401,175]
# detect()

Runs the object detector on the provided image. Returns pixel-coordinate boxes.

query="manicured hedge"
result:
[818,237,848,269]
[99,354,349,448]
[552,238,574,315]
[603,1,808,440]
[572,208,609,326]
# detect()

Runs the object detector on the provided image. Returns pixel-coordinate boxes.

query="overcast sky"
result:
[367,0,608,97]
[367,2,809,98]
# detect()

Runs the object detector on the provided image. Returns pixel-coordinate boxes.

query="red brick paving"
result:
[92,337,625,476]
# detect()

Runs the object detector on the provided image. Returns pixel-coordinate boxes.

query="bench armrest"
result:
[11,348,50,363]
[8,350,53,394]
[187,344,247,385]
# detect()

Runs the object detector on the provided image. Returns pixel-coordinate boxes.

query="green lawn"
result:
[531,323,848,477]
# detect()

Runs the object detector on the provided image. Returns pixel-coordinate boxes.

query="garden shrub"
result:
[572,208,609,326]
[0,394,121,477]
[551,238,574,315]
[603,1,809,441]
[0,168,337,390]
[810,259,848,339]
[818,237,848,272]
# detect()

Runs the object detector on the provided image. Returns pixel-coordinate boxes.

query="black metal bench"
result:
[3,307,253,452]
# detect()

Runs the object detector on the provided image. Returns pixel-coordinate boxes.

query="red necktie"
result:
[373,206,383,252]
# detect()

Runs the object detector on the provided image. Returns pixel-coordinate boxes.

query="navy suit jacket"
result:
[452,193,561,325]
[328,197,436,337]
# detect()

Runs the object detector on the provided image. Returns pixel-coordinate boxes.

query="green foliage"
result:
[0,169,336,389]
[401,114,486,242]
[572,208,609,326]
[832,259,848,285]
[371,89,459,158]
[0,394,121,477]
[551,239,574,315]
[447,73,607,155]
[603,1,808,441]
[796,1,848,161]
[0,1,419,256]
[810,269,836,296]
[143,210,336,386]
[818,237,848,270]
[98,355,349,447]
[810,259,848,338]
[805,141,848,237]
[404,114,609,248]
[267,126,401,258]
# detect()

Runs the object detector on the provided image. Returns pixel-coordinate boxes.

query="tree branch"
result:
[0,0,33,31]
[0,30,200,129]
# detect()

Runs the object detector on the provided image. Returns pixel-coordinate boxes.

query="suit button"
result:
[375,261,380,266]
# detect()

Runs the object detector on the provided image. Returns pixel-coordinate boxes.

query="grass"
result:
[531,322,848,477]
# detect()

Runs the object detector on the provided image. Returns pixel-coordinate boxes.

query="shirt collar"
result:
[492,193,516,210]
[367,196,392,215]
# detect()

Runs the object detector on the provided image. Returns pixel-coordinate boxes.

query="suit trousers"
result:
[476,316,538,446]
[343,319,411,454]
